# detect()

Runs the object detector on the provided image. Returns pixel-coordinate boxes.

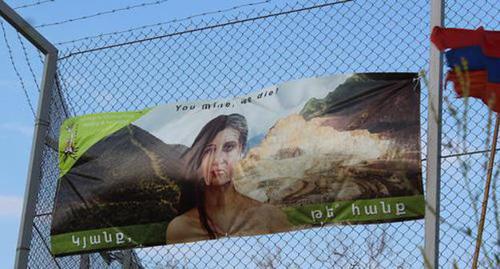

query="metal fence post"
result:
[123,250,132,269]
[0,1,58,269]
[15,43,58,269]
[424,0,444,268]
[14,49,58,269]
[79,254,90,269]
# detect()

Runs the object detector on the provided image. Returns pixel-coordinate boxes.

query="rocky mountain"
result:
[301,73,420,155]
[234,74,422,205]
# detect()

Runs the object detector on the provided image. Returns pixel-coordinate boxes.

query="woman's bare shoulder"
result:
[166,208,207,244]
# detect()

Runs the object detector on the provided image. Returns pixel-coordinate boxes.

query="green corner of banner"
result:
[58,109,151,178]
[283,195,425,226]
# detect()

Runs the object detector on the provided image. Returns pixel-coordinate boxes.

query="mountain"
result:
[51,124,194,234]
[301,73,420,155]
[234,74,422,205]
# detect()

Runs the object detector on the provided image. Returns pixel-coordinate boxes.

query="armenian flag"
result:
[431,26,500,111]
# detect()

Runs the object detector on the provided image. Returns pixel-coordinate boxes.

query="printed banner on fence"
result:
[50,73,424,256]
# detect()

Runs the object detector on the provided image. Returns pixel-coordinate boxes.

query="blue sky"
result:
[0,1,261,267]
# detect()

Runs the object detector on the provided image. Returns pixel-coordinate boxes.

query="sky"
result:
[0,1,266,268]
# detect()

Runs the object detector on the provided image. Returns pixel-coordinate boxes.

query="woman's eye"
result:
[223,143,236,152]
[202,147,213,156]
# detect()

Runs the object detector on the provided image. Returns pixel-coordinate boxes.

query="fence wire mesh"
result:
[439,1,500,268]
[14,0,499,268]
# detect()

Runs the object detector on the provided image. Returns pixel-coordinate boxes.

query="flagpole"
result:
[472,113,500,269]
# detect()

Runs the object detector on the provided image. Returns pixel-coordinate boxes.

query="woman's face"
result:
[199,128,242,186]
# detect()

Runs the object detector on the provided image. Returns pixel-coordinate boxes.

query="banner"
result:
[51,73,423,256]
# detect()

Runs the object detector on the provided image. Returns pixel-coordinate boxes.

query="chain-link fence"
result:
[438,1,499,268]
[11,0,500,268]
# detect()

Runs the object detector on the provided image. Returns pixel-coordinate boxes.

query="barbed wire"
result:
[0,20,36,118]
[55,0,273,46]
[16,32,40,91]
[60,0,354,58]
[35,0,172,29]
[14,0,55,10]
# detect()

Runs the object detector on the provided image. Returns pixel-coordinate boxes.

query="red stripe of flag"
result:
[431,26,500,112]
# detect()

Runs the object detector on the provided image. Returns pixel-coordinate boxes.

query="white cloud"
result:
[0,195,23,217]
[0,123,34,137]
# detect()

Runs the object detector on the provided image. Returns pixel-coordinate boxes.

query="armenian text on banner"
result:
[51,73,424,256]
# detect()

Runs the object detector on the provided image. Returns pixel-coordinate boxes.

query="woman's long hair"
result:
[183,114,248,238]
